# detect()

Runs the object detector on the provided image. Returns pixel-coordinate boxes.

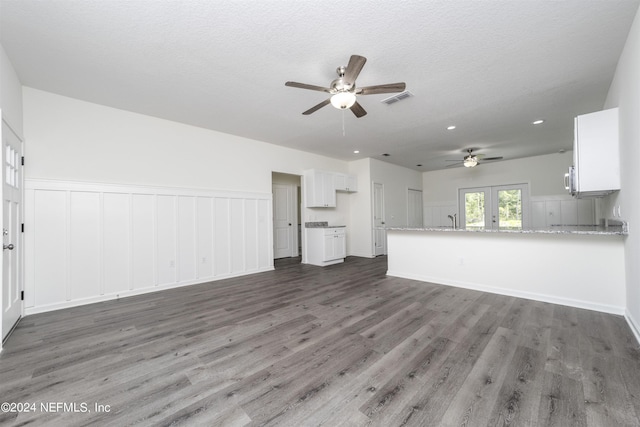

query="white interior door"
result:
[2,118,22,341]
[373,182,386,256]
[407,188,423,227]
[273,183,296,259]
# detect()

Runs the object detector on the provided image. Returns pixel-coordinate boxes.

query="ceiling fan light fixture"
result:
[330,91,357,109]
[463,156,478,167]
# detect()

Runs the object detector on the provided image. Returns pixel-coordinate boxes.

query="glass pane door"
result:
[459,188,489,230]
[459,184,529,230]
[491,184,529,230]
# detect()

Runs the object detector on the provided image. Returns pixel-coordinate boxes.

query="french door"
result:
[458,184,529,230]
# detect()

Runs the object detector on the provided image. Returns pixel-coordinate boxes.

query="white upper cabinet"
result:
[334,173,358,192]
[304,170,358,207]
[304,170,336,207]
[573,107,620,197]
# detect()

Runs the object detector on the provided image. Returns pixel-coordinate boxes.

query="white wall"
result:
[602,6,640,342]
[370,158,423,228]
[21,88,360,313]
[344,158,422,257]
[23,88,349,193]
[422,152,577,227]
[0,44,23,137]
[423,151,572,201]
[348,158,373,257]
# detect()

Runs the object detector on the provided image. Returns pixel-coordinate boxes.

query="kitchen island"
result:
[386,225,626,315]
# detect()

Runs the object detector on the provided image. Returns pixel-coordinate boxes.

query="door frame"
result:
[407,188,424,228]
[372,182,386,256]
[271,173,301,261]
[458,183,530,230]
[272,183,298,259]
[1,114,24,347]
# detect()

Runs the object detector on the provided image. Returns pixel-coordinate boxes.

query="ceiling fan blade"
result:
[358,82,406,95]
[350,101,367,118]
[446,162,463,167]
[482,156,504,161]
[343,55,367,84]
[302,99,331,115]
[285,81,331,93]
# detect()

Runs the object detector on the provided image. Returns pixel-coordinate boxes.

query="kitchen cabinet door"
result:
[305,170,336,207]
[573,107,619,196]
[305,227,346,266]
[334,173,358,192]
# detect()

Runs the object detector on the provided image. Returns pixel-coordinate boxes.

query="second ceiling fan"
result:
[446,149,504,168]
[285,54,406,118]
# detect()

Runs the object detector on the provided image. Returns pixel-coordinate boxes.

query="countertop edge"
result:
[385,227,627,236]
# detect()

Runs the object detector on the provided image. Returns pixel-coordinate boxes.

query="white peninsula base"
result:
[386,229,626,315]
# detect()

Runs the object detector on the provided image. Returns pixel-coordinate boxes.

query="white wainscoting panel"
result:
[530,196,595,229]
[103,193,130,295]
[132,194,155,290]
[214,198,231,276]
[69,191,101,301]
[178,196,197,283]
[24,180,274,314]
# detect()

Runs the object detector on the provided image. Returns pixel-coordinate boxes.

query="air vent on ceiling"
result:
[381,91,413,105]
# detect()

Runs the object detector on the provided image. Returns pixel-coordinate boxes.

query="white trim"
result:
[387,270,626,316]
[25,179,271,200]
[625,309,640,346]
[24,266,274,316]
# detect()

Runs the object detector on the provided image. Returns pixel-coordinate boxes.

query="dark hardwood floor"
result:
[1,256,639,426]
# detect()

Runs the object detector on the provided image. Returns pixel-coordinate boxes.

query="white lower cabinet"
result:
[306,227,346,266]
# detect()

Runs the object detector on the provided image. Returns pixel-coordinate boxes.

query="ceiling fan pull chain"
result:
[342,110,346,137]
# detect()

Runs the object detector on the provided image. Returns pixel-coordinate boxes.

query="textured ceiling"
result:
[2,0,639,171]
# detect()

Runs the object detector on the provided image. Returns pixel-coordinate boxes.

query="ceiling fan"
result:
[446,149,504,168]
[285,54,406,118]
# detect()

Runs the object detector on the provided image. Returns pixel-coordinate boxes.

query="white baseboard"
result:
[347,251,376,258]
[387,270,626,316]
[24,267,274,316]
[625,309,640,346]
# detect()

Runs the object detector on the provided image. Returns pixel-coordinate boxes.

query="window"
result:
[459,184,529,230]
[5,144,19,189]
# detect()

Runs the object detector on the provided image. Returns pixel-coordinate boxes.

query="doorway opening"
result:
[272,172,302,261]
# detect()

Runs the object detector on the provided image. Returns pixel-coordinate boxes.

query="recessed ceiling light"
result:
[447,125,456,130]
[532,119,544,125]
[416,164,423,167]
[353,150,360,154]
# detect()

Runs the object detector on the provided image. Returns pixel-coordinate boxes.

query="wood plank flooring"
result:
[1,256,640,426]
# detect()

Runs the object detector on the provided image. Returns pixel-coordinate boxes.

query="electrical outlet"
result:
[202,257,207,264]
[169,260,175,268]
[458,257,464,266]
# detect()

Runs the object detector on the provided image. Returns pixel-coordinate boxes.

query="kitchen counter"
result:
[386,227,626,315]
[305,221,346,228]
[386,223,627,236]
